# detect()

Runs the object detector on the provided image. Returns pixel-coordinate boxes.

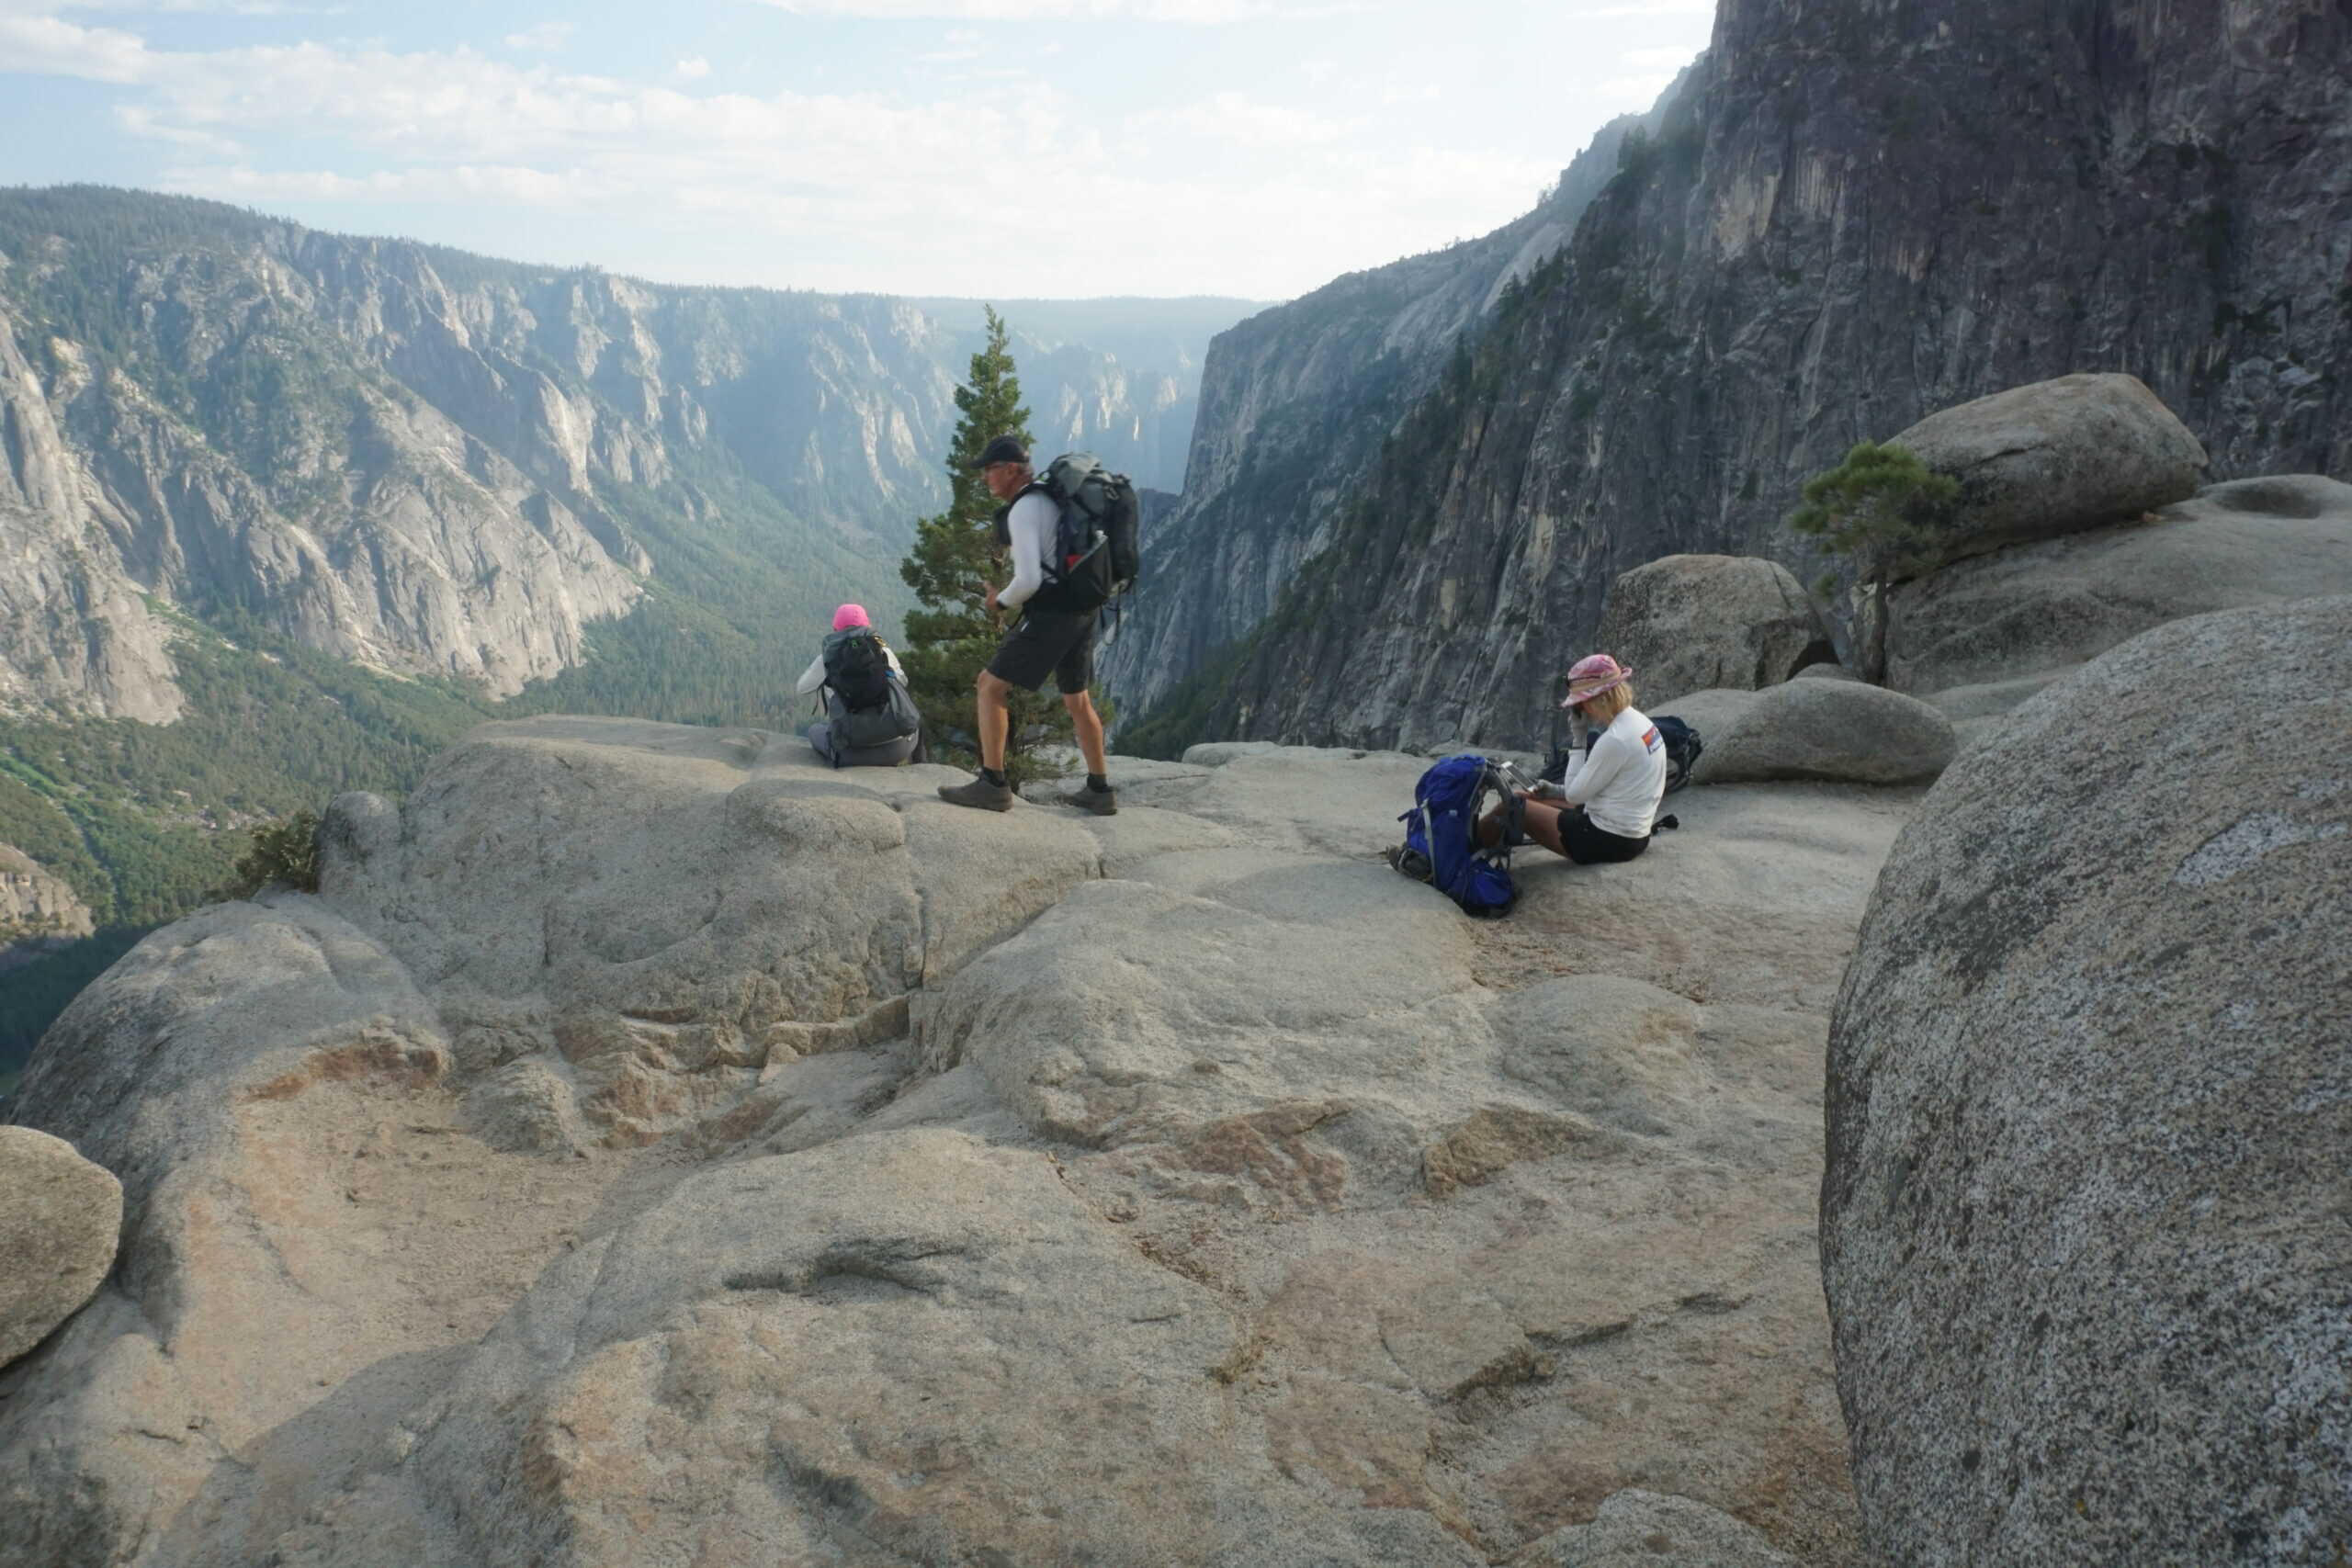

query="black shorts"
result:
[988,609,1096,694]
[1557,807,1650,865]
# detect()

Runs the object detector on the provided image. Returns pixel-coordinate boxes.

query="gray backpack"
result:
[820,629,920,753]
[1037,452,1140,604]
[830,681,921,753]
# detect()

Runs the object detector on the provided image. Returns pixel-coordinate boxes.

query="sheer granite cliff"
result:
[1097,100,1674,716]
[0,190,1242,721]
[1147,0,2349,750]
[0,844,93,975]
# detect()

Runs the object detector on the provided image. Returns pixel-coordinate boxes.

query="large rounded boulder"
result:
[1888,473,2352,696]
[0,1126,122,1370]
[1892,372,2206,560]
[1821,596,2352,1565]
[1690,681,1955,785]
[1595,555,1835,704]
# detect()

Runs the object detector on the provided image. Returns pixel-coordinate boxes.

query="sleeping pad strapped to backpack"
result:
[1394,754,1521,918]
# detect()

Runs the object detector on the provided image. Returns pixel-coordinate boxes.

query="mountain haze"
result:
[912,296,1253,490]
[0,187,1250,726]
[1099,96,1677,717]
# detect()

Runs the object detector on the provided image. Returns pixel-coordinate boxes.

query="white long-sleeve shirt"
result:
[1556,705,1669,839]
[795,640,906,696]
[996,491,1061,612]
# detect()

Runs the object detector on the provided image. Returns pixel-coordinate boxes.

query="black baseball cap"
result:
[968,434,1029,469]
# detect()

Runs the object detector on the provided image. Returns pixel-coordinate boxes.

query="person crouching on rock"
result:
[797,604,926,767]
[1480,653,1666,863]
[935,434,1117,816]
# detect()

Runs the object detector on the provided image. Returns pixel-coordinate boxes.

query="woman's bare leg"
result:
[1479,796,1567,856]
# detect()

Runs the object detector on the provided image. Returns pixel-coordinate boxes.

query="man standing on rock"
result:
[936,434,1118,815]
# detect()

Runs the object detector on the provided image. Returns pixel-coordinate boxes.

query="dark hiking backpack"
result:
[1542,714,1704,795]
[820,628,920,754]
[1652,716,1702,793]
[821,626,894,710]
[1029,452,1139,615]
[1391,754,1520,918]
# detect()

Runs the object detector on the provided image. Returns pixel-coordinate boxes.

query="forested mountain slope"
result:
[0,187,1245,726]
[1139,0,2349,752]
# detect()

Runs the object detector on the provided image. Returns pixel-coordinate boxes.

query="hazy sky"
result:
[0,0,1714,300]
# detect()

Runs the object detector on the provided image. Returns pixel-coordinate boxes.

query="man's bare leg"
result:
[976,671,1012,773]
[938,670,1020,809]
[1063,690,1109,778]
[1056,689,1117,813]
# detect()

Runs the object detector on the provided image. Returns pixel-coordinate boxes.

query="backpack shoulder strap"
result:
[992,482,1048,552]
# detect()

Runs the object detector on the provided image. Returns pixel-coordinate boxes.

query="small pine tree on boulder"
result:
[898,309,1073,783]
[1790,442,1959,684]
[223,809,321,898]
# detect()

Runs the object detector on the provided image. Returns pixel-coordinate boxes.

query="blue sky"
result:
[0,0,1715,299]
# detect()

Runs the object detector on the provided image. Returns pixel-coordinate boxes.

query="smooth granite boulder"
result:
[1518,1489,1799,1566]
[1888,473,2352,697]
[0,728,1905,1568]
[1891,373,2207,560]
[1692,681,1956,785]
[1822,597,2352,1566]
[1595,555,1836,705]
[316,716,1102,1143]
[294,1130,1483,1568]
[1645,686,1761,751]
[0,898,476,1568]
[1181,739,1283,767]
[0,1127,121,1370]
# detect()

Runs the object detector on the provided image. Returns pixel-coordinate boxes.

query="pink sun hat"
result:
[1561,653,1633,707]
[831,603,871,632]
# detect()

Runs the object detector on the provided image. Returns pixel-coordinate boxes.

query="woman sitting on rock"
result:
[796,604,926,767]
[1481,653,1667,863]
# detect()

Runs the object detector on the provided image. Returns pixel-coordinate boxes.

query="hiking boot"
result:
[1386,843,1432,882]
[937,773,1015,812]
[1059,782,1118,816]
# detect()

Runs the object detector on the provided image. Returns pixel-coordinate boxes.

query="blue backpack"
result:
[1393,754,1519,918]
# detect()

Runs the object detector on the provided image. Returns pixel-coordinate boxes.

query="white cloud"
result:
[1130,90,1363,147]
[116,102,244,153]
[24,0,347,12]
[1558,0,1713,17]
[1620,43,1697,69]
[185,161,604,206]
[915,25,981,62]
[672,53,710,80]
[752,0,1360,19]
[0,11,153,83]
[135,0,346,12]
[502,19,571,50]
[2,2,1564,297]
[1593,69,1678,109]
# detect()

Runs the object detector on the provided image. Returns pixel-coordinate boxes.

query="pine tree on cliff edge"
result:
[899,309,1071,780]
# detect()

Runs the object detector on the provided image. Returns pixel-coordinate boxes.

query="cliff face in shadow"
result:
[1098,96,1676,716]
[1156,0,2349,750]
